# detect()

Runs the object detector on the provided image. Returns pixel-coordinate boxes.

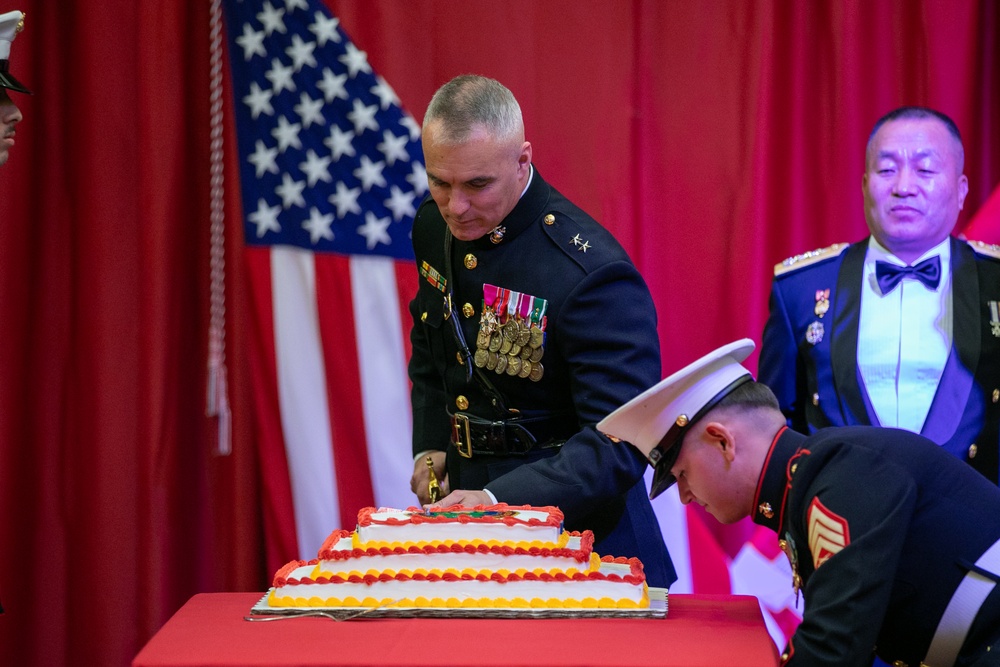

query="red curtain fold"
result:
[0,1,997,665]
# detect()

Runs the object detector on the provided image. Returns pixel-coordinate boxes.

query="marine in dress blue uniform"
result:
[598,340,1000,667]
[756,425,1000,666]
[759,237,1000,482]
[408,76,674,588]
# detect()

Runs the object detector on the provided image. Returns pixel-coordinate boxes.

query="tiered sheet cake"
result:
[265,504,650,611]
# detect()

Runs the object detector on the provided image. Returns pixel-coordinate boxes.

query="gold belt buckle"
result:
[452,413,473,458]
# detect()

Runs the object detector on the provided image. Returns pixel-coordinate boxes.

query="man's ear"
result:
[703,421,736,463]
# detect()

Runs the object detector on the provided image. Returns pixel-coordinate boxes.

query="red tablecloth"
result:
[133,592,779,667]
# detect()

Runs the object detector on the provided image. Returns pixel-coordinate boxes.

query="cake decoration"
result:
[251,503,667,619]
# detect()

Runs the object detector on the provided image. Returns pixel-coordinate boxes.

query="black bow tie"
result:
[875,256,941,294]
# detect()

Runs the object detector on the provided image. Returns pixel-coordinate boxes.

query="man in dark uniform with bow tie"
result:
[760,106,1000,483]
[406,75,675,588]
[599,339,1000,666]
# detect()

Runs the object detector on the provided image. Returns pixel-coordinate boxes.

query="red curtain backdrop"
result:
[0,1,997,665]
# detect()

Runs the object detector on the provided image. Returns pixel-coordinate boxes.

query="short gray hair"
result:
[423,75,523,144]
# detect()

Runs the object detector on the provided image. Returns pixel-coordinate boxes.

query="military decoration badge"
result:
[805,321,824,345]
[419,261,447,293]
[804,288,830,345]
[989,300,1000,338]
[814,289,830,318]
[779,533,803,606]
[477,284,547,381]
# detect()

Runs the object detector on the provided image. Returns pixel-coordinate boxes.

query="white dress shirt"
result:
[858,237,952,434]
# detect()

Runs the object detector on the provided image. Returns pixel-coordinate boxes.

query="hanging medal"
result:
[527,295,547,381]
[779,533,803,606]
[475,285,498,368]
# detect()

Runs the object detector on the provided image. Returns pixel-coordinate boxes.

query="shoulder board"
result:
[539,210,618,268]
[774,243,850,276]
[966,239,1000,261]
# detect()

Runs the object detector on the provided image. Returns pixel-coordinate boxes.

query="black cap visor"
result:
[647,374,753,499]
[0,61,31,94]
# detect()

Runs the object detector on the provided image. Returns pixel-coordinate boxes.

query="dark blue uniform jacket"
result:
[760,237,1000,483]
[408,168,675,588]
[755,426,1000,666]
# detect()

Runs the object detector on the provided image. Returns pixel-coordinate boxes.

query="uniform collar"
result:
[752,426,808,533]
[468,165,549,249]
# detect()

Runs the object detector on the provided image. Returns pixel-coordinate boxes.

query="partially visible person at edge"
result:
[406,74,675,588]
[0,8,32,617]
[759,106,1000,483]
[600,339,1000,666]
[0,10,29,168]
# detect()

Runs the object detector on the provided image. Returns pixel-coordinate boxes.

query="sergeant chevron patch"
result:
[807,497,850,569]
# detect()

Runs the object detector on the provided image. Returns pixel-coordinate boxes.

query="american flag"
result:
[221,0,422,562]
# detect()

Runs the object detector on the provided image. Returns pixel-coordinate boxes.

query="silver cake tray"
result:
[246,588,667,621]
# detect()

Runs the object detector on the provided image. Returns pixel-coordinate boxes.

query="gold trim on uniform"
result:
[455,395,469,410]
[774,243,850,276]
[968,239,1000,260]
[462,302,475,318]
[464,253,478,269]
[544,213,556,225]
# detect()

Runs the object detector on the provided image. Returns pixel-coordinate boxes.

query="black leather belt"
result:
[449,412,574,458]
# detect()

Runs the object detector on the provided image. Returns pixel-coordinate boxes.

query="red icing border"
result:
[357,504,564,529]
[283,566,645,587]
[318,533,594,563]
[272,559,318,587]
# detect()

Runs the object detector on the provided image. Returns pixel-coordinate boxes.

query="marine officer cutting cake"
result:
[406,74,675,589]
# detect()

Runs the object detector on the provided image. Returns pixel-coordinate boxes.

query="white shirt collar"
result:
[865,236,951,269]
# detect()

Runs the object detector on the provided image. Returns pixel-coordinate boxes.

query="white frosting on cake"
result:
[357,507,562,546]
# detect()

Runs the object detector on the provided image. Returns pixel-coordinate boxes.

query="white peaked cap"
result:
[597,339,755,498]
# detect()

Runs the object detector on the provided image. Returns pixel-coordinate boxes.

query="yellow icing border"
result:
[268,585,650,610]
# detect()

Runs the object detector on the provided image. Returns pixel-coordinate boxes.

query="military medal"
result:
[476,285,501,367]
[989,301,1000,338]
[477,285,549,381]
[506,356,521,376]
[779,534,803,606]
[814,289,830,318]
[805,321,824,345]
